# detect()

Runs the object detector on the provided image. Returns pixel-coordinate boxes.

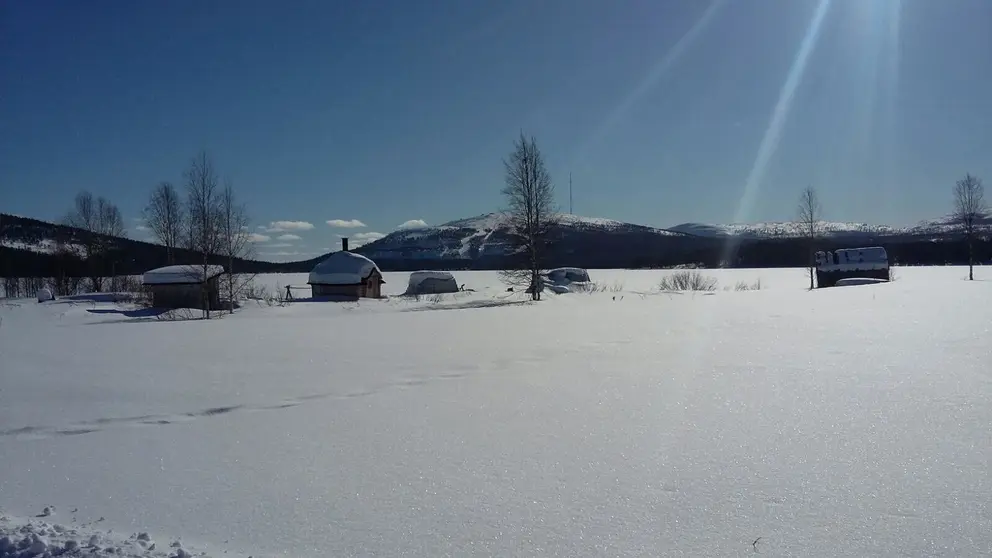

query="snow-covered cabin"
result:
[308,239,385,300]
[143,265,225,309]
[405,271,459,295]
[815,247,889,288]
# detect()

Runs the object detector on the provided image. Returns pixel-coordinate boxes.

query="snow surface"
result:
[2,266,991,557]
[307,251,381,285]
[142,265,224,285]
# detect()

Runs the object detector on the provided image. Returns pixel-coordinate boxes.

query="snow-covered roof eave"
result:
[142,265,225,285]
[307,251,383,286]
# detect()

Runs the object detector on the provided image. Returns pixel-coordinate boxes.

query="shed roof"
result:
[308,251,383,285]
[143,265,225,285]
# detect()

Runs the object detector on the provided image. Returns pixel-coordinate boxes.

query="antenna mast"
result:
[569,172,573,215]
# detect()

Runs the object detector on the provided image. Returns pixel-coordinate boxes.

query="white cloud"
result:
[326,219,367,228]
[277,234,302,241]
[257,225,267,230]
[247,233,271,243]
[134,225,150,232]
[266,242,295,248]
[397,219,428,230]
[340,231,386,247]
[265,220,314,232]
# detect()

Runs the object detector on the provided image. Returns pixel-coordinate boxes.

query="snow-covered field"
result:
[1,267,990,557]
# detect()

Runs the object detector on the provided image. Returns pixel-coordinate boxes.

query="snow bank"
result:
[308,251,380,285]
[36,288,53,303]
[545,267,591,285]
[835,277,889,286]
[142,265,224,285]
[406,271,459,295]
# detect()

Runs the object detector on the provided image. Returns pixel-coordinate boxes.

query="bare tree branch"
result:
[185,151,222,318]
[797,186,821,289]
[218,180,255,313]
[63,191,125,292]
[499,133,559,300]
[144,182,184,264]
[953,173,988,280]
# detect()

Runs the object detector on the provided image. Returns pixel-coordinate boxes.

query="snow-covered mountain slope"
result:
[361,213,686,261]
[668,214,992,239]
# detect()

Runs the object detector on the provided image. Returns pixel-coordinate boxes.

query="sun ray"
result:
[570,0,726,165]
[721,0,832,265]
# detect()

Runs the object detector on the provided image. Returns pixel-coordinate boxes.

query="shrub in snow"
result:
[732,279,762,291]
[565,281,624,294]
[658,270,717,292]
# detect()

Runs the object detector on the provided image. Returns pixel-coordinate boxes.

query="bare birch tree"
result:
[185,152,222,318]
[797,186,822,289]
[499,133,558,300]
[953,173,988,281]
[218,180,255,313]
[144,182,184,265]
[64,191,126,292]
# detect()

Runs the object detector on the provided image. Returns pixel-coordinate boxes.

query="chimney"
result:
[341,237,349,252]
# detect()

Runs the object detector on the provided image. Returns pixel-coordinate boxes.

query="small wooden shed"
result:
[142,265,225,309]
[308,240,384,300]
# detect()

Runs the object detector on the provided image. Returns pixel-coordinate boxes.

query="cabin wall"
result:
[148,278,221,309]
[311,283,362,300]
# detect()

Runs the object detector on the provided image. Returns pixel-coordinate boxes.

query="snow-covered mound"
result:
[308,251,381,285]
[405,271,459,295]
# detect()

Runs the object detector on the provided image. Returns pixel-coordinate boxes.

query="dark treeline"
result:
[0,214,281,280]
[2,212,989,279]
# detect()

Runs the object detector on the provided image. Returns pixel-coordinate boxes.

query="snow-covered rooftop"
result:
[308,251,382,285]
[142,265,224,285]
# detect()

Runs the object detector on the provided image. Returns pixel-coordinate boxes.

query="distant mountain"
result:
[358,213,686,263]
[668,214,992,240]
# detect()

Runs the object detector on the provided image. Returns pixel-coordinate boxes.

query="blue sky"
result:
[3,0,991,259]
